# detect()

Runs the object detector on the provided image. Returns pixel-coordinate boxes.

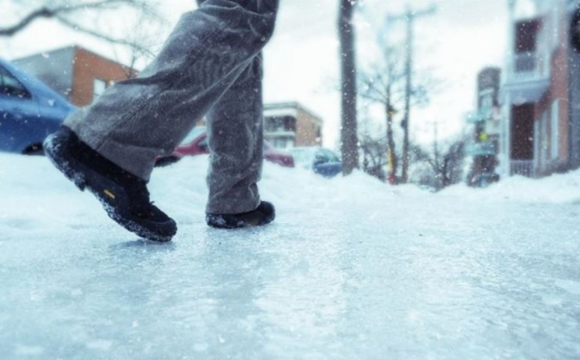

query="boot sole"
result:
[206,216,274,229]
[44,134,174,242]
[206,206,275,229]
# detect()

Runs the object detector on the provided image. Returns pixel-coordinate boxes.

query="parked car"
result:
[0,58,75,154]
[290,147,342,178]
[155,126,295,168]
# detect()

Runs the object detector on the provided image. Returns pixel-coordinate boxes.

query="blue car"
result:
[290,147,342,178]
[0,58,74,154]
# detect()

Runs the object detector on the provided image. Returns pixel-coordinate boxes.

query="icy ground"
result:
[1,153,580,359]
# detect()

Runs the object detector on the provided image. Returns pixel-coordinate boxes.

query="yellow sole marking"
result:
[103,189,116,199]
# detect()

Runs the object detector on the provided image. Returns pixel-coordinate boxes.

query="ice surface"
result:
[1,153,580,359]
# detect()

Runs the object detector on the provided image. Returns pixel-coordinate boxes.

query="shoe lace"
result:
[130,180,155,215]
[122,176,168,221]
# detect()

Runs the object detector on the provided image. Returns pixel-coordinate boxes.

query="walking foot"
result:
[206,201,275,229]
[44,127,177,242]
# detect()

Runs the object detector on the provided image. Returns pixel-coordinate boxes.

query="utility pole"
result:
[388,4,436,183]
[386,84,397,185]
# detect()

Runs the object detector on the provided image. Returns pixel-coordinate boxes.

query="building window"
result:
[540,111,548,168]
[551,99,559,160]
[552,5,560,46]
[481,94,493,110]
[272,138,294,149]
[515,19,540,53]
[264,115,296,133]
[479,88,494,110]
[534,117,540,167]
[93,78,107,99]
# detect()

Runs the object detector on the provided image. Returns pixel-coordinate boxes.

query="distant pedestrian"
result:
[44,0,279,242]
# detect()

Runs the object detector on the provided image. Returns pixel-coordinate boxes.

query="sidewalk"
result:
[1,154,579,359]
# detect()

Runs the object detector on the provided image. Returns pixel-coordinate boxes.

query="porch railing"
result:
[508,52,549,82]
[510,160,535,178]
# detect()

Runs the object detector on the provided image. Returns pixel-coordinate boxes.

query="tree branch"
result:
[0,7,55,36]
[55,15,156,58]
[0,0,160,37]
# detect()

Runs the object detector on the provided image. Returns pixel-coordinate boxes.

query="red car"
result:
[155,126,294,168]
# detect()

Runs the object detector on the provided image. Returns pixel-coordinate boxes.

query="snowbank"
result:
[2,152,580,237]
[441,169,580,204]
[0,153,405,239]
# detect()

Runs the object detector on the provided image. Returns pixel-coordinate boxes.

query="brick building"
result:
[13,45,137,107]
[263,102,323,149]
[501,0,580,178]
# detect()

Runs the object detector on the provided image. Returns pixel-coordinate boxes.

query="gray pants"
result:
[64,0,279,214]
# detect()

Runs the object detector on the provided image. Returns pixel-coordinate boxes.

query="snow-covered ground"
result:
[1,153,580,359]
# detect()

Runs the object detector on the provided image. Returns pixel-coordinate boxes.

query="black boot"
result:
[44,127,177,242]
[206,201,275,229]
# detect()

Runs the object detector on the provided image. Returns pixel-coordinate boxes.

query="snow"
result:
[1,153,580,359]
[441,171,580,204]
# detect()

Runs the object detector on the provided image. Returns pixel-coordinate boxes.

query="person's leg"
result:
[205,54,263,215]
[204,53,276,228]
[45,0,279,241]
[64,0,279,181]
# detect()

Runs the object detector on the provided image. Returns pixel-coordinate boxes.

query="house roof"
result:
[13,45,134,72]
[263,102,323,124]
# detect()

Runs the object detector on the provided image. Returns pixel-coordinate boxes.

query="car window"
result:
[180,126,205,145]
[322,149,339,162]
[314,149,330,162]
[198,136,208,149]
[0,65,31,99]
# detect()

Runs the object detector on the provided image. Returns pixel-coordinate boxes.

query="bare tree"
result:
[410,137,466,191]
[338,0,359,176]
[111,11,167,79]
[360,134,388,181]
[359,41,434,184]
[360,45,403,184]
[358,113,387,181]
[0,0,164,56]
[432,140,465,189]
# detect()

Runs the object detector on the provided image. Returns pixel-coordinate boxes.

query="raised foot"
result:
[44,127,177,242]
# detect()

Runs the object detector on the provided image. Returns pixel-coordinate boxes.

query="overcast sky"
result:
[263,0,508,147]
[1,0,509,148]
